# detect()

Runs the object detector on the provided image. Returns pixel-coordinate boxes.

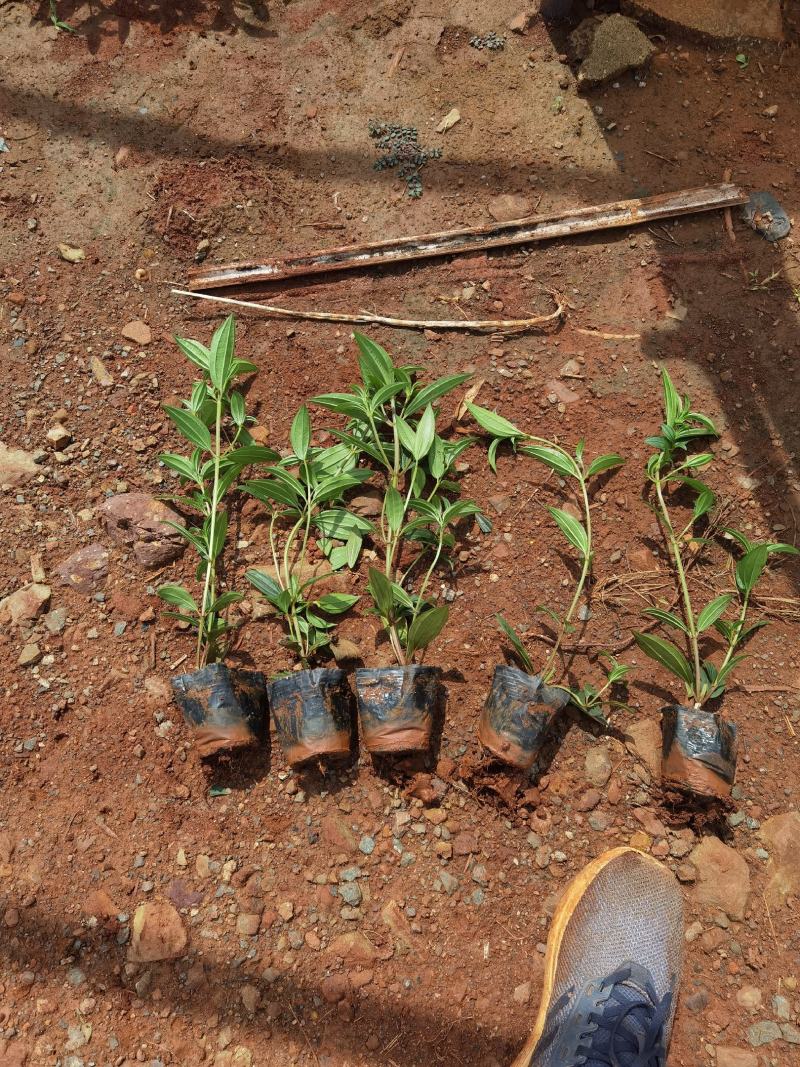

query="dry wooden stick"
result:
[187,183,748,291]
[171,287,564,334]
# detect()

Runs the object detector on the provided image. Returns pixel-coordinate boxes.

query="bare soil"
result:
[1,2,800,1065]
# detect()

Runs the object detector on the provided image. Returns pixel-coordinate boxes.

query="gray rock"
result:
[340,866,362,882]
[782,1024,800,1045]
[471,865,488,885]
[339,883,362,907]
[471,889,485,906]
[747,1020,781,1047]
[66,968,86,987]
[439,872,459,896]
[358,836,375,855]
[772,995,791,1021]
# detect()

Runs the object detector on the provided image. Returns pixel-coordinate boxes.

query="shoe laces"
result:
[538,963,672,1067]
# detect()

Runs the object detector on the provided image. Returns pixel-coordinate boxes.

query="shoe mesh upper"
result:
[531,851,683,1067]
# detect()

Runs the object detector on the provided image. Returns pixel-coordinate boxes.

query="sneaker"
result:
[513,847,683,1067]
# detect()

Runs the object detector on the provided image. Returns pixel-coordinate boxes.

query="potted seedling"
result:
[313,333,478,753]
[244,405,369,766]
[633,369,797,798]
[467,403,625,770]
[157,316,278,756]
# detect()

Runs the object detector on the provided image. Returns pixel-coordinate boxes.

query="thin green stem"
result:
[542,472,592,681]
[407,525,446,635]
[654,471,702,702]
[717,590,750,677]
[196,388,224,668]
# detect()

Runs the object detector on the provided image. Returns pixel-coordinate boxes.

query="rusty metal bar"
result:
[187,183,748,292]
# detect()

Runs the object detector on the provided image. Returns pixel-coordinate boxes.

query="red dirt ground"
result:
[1,2,800,1065]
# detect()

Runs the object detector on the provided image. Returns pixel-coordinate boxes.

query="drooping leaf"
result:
[406,605,449,659]
[385,485,405,533]
[735,544,769,594]
[354,332,394,387]
[157,584,199,613]
[547,506,589,558]
[311,392,369,420]
[696,593,734,633]
[174,336,211,373]
[497,614,535,674]
[159,452,202,484]
[367,567,394,619]
[245,568,284,606]
[467,403,525,441]
[643,607,690,635]
[229,391,245,426]
[164,406,212,451]
[412,404,436,460]
[210,590,244,612]
[316,592,360,614]
[633,632,694,688]
[586,453,624,478]
[405,373,472,416]
[520,444,580,480]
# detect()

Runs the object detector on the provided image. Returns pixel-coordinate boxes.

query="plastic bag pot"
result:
[268,668,353,766]
[478,664,569,771]
[661,704,738,799]
[355,665,441,754]
[171,663,268,758]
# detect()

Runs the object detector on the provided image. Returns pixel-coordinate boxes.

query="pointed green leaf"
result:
[209,314,236,391]
[159,452,202,484]
[367,567,394,619]
[586,453,624,478]
[633,632,693,688]
[290,405,311,461]
[735,544,769,594]
[229,391,245,426]
[412,405,436,460]
[405,373,472,416]
[385,485,405,533]
[696,593,734,633]
[467,402,524,441]
[164,406,212,451]
[497,614,535,674]
[246,568,284,605]
[174,336,211,372]
[354,332,394,387]
[210,590,244,613]
[521,444,580,480]
[316,592,359,615]
[548,506,589,558]
[643,607,690,635]
[158,584,199,613]
[406,605,449,659]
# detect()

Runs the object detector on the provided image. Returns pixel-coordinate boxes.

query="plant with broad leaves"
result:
[244,405,367,667]
[313,333,481,664]
[633,367,797,705]
[157,316,278,667]
[560,654,633,725]
[468,402,625,716]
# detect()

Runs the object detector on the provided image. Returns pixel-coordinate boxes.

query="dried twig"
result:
[172,287,564,335]
[575,327,641,341]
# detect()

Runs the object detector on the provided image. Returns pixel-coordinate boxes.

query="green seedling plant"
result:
[244,405,368,668]
[313,333,480,665]
[49,1,74,31]
[467,402,626,721]
[157,316,278,668]
[633,368,797,706]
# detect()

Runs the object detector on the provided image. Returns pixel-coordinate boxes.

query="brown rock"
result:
[575,789,602,812]
[90,356,114,387]
[239,984,261,1013]
[453,831,479,856]
[128,899,188,962]
[625,719,662,779]
[320,814,357,852]
[381,899,415,953]
[99,493,186,568]
[328,932,381,963]
[487,194,533,223]
[144,675,171,706]
[545,379,579,405]
[121,320,153,346]
[690,836,750,921]
[321,974,350,1003]
[46,424,72,450]
[0,584,51,630]
[56,544,109,593]
[713,1048,759,1067]
[584,746,612,788]
[634,808,667,838]
[759,810,800,908]
[0,832,16,865]
[83,889,120,920]
[508,10,535,33]
[0,442,39,489]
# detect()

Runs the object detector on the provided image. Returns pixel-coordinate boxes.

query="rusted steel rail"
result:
[187,183,748,291]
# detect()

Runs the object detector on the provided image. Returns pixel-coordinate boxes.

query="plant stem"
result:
[717,590,750,677]
[542,472,592,681]
[654,471,702,702]
[196,388,224,668]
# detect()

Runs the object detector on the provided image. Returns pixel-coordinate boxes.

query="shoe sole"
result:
[510,846,668,1067]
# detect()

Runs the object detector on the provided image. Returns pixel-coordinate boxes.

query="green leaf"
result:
[487,438,500,474]
[766,542,799,557]
[175,336,211,372]
[681,453,714,470]
[209,509,228,559]
[164,406,212,451]
[354,332,394,387]
[210,590,244,612]
[209,314,236,391]
[696,593,734,632]
[633,632,694,688]
[158,584,199,613]
[220,445,280,473]
[395,416,416,456]
[521,444,580,480]
[367,567,394,619]
[229,391,245,426]
[311,393,368,420]
[643,607,690,635]
[467,402,524,441]
[412,405,436,460]
[315,509,374,538]
[405,373,472,416]
[159,452,202,484]
[660,367,682,426]
[406,605,449,659]
[548,507,589,558]
[385,485,405,533]
[497,614,534,674]
[346,532,362,568]
[735,544,769,594]
[316,593,359,615]
[245,568,284,605]
[692,484,716,520]
[586,453,624,478]
[243,478,302,508]
[723,527,753,553]
[290,405,311,461]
